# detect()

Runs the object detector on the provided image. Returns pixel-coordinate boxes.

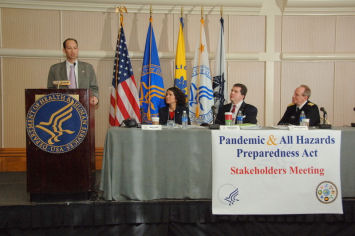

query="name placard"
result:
[141,125,162,130]
[219,125,241,130]
[288,125,308,131]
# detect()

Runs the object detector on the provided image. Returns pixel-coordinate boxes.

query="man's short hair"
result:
[300,84,311,98]
[63,38,78,49]
[233,83,248,97]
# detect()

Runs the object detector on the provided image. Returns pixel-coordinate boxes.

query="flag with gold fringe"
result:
[174,16,187,98]
[213,16,227,117]
[109,16,140,126]
[188,16,214,124]
[139,16,165,123]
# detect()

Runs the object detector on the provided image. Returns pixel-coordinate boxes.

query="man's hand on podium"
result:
[90,96,98,106]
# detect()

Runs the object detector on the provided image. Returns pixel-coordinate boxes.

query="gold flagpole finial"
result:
[181,6,183,18]
[220,6,223,17]
[150,5,152,18]
[115,6,127,25]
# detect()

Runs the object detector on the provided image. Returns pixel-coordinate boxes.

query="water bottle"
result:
[299,110,306,125]
[182,110,188,128]
[236,110,243,124]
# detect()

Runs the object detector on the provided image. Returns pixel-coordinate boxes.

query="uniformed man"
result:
[278,85,320,126]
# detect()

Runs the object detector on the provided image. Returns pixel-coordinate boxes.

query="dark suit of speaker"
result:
[215,101,258,125]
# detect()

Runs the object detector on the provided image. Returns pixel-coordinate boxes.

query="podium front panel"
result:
[25,89,95,196]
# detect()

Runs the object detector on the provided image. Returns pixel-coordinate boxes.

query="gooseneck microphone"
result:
[320,107,327,115]
[209,105,220,129]
[320,107,327,124]
[140,108,144,124]
[319,107,331,129]
[211,105,217,125]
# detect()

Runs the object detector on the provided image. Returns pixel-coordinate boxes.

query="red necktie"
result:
[231,105,236,114]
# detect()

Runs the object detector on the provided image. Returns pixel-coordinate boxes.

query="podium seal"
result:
[26,93,88,154]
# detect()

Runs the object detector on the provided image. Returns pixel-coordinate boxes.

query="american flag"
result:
[109,25,141,126]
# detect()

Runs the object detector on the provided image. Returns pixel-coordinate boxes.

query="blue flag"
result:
[139,17,165,123]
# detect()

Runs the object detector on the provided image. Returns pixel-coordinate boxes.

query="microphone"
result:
[209,105,220,129]
[320,107,327,115]
[140,108,144,124]
[319,107,331,129]
[211,105,217,124]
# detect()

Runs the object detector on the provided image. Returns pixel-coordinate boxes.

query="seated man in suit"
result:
[47,38,99,105]
[278,84,320,126]
[216,83,257,124]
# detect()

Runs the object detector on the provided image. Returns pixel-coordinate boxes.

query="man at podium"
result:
[47,38,99,105]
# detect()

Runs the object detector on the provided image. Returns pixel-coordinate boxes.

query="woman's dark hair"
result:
[166,87,186,106]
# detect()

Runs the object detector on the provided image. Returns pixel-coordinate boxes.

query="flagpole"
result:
[148,5,153,120]
[195,6,204,119]
[219,6,223,93]
[113,6,126,125]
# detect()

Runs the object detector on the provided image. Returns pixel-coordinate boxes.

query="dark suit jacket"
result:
[278,101,320,126]
[47,61,99,98]
[158,105,190,125]
[215,101,258,125]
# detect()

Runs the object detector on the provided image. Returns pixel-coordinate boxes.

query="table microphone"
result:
[209,105,220,129]
[319,107,331,129]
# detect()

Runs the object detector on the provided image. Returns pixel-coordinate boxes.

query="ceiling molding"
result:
[2,0,355,15]
[283,0,355,15]
[0,48,266,61]
[286,0,355,8]
[0,0,264,15]
[281,53,355,61]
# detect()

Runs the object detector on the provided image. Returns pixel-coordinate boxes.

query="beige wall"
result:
[1,6,355,148]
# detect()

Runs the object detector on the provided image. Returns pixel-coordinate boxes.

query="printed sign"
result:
[212,130,342,215]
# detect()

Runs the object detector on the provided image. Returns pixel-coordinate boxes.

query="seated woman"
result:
[158,87,190,125]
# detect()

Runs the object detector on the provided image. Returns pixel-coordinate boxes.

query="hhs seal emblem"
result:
[26,93,88,153]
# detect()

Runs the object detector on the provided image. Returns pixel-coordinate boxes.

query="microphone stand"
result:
[319,109,331,129]
[137,108,144,128]
[209,106,220,129]
[352,107,355,127]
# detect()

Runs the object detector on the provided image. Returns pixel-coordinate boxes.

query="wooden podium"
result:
[25,89,95,201]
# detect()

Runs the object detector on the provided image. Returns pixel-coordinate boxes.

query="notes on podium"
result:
[52,80,70,89]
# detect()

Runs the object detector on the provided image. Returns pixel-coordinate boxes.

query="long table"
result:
[100,127,355,201]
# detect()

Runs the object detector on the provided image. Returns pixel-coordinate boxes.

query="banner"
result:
[188,17,214,124]
[212,130,342,215]
[139,17,165,123]
[213,17,227,115]
[174,16,187,98]
[109,23,140,126]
